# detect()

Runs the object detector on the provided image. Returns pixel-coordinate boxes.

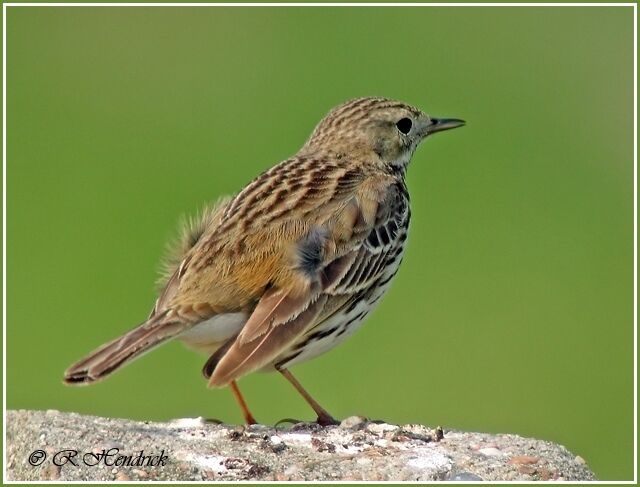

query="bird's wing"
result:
[204,161,401,386]
[164,154,376,317]
[268,180,411,370]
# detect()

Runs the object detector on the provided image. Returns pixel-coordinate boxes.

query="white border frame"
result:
[2,3,637,484]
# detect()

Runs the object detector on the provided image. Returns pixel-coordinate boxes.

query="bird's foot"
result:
[316,413,340,427]
[275,418,331,431]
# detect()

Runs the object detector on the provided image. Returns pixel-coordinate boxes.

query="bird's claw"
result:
[203,418,225,424]
[275,417,304,428]
[316,414,340,427]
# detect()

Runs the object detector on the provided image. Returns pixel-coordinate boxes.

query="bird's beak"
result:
[427,118,466,134]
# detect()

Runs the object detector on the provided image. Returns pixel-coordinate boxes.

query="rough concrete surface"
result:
[5,410,595,481]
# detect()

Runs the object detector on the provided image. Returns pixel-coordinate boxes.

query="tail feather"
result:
[201,334,237,379]
[64,313,188,385]
[208,294,327,387]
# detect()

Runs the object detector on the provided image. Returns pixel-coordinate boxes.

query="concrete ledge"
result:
[5,410,595,481]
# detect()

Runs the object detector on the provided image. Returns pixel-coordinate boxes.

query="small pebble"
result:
[115,472,131,481]
[478,447,503,456]
[470,442,498,450]
[311,437,336,453]
[340,416,367,429]
[170,417,207,428]
[224,457,246,469]
[43,465,61,480]
[518,465,537,475]
[268,435,287,453]
[270,435,283,445]
[539,468,559,480]
[448,472,483,481]
[284,464,300,476]
[366,422,398,435]
[575,455,586,465]
[132,469,148,478]
[509,455,540,465]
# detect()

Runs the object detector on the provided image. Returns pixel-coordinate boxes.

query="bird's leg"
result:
[229,380,257,425]
[279,369,339,426]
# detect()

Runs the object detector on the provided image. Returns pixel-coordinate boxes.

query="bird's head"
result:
[303,97,465,170]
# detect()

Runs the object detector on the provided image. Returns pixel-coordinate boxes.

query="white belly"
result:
[179,312,247,353]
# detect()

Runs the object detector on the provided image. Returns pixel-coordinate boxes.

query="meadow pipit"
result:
[64,97,465,425]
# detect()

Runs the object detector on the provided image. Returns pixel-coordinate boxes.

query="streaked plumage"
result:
[64,97,464,424]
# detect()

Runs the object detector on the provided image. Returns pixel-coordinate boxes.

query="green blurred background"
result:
[5,6,634,480]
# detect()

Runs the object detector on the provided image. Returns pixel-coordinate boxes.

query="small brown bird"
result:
[64,97,464,425]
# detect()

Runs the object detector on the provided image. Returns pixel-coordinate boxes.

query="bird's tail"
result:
[63,312,188,385]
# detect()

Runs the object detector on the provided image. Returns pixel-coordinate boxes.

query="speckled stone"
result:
[5,410,596,481]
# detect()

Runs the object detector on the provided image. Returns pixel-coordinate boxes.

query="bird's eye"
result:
[396,118,412,135]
